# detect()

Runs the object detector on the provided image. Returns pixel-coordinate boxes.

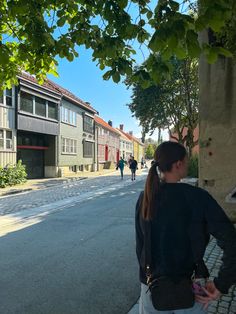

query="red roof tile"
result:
[95,116,120,136]
[18,72,98,114]
[117,128,144,145]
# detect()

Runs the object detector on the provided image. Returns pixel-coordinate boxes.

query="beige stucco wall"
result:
[199,56,236,221]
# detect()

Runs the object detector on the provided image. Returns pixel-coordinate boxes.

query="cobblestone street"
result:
[205,238,236,314]
[0,172,145,216]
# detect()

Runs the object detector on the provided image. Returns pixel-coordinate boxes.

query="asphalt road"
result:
[0,179,145,314]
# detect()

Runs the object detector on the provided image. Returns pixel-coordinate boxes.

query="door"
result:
[105,145,108,161]
[18,149,44,179]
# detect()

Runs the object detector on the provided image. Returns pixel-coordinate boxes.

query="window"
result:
[20,92,33,113]
[6,131,13,149]
[0,130,3,149]
[83,115,94,134]
[0,129,13,150]
[83,141,94,157]
[35,96,46,117]
[0,89,13,106]
[48,101,57,120]
[61,106,76,125]
[6,89,12,106]
[61,137,77,154]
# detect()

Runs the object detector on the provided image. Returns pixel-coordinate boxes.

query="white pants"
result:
[139,283,207,314]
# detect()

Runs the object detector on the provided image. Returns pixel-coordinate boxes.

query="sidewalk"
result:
[0,164,144,198]
[128,236,236,314]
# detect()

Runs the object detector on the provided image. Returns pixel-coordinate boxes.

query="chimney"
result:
[119,124,124,131]
[129,131,133,136]
[108,120,113,127]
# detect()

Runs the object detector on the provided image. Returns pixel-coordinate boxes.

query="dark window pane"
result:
[48,101,58,120]
[6,96,12,106]
[0,95,3,104]
[6,131,12,139]
[6,89,13,106]
[83,115,94,134]
[83,141,94,157]
[21,92,33,113]
[35,96,46,117]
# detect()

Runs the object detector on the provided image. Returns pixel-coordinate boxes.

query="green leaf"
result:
[103,70,113,81]
[217,47,233,58]
[112,72,121,83]
[169,0,179,11]
[146,10,153,19]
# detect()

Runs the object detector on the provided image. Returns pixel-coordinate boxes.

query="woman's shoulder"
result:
[178,182,210,198]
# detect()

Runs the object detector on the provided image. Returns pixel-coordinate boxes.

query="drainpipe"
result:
[57,95,62,177]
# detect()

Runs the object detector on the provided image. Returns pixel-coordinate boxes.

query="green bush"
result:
[0,160,27,188]
[188,154,198,178]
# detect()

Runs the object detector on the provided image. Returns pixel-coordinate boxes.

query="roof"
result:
[118,128,144,145]
[18,72,60,95]
[95,116,120,136]
[116,128,132,142]
[47,80,98,114]
[18,72,98,114]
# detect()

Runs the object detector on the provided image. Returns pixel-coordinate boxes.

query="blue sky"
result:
[48,48,139,136]
[47,0,170,141]
[48,48,169,140]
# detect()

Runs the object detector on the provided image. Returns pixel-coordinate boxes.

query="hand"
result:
[195,280,221,309]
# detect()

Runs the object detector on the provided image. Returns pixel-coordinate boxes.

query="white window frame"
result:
[0,129,13,151]
[61,137,77,154]
[61,106,76,126]
[0,87,15,107]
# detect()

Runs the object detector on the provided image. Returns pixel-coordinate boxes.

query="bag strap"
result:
[144,219,153,284]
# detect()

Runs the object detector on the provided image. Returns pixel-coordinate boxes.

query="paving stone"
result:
[0,174,145,216]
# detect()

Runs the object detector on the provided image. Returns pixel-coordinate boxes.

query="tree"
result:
[0,0,235,90]
[128,58,198,155]
[145,144,155,159]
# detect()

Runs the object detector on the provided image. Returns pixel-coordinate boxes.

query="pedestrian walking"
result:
[117,157,126,179]
[141,157,145,169]
[130,156,138,181]
[135,141,236,314]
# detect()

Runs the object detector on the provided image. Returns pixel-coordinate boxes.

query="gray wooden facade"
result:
[0,87,17,168]
[16,75,61,178]
[1,74,98,178]
[57,97,97,176]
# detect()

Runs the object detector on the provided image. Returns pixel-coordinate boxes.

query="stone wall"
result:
[199,56,236,221]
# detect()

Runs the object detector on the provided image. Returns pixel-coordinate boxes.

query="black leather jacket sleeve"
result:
[204,192,236,293]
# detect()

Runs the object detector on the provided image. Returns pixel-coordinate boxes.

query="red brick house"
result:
[95,116,120,169]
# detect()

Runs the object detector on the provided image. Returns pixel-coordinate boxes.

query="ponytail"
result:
[141,162,160,220]
[141,141,187,220]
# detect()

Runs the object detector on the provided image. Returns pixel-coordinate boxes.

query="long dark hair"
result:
[141,141,187,220]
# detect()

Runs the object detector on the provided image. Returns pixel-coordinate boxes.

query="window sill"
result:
[61,121,77,127]
[0,149,16,153]
[18,110,58,123]
[61,152,77,155]
[0,103,14,109]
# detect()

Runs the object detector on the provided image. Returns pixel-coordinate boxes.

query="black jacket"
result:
[135,183,236,294]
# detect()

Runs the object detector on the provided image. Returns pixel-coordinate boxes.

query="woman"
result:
[135,141,236,314]
[117,156,125,179]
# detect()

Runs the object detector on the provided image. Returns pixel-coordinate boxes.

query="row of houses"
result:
[0,73,145,179]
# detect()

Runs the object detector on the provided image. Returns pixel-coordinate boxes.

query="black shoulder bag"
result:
[144,220,195,311]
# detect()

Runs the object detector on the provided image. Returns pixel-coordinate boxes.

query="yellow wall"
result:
[133,140,139,161]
